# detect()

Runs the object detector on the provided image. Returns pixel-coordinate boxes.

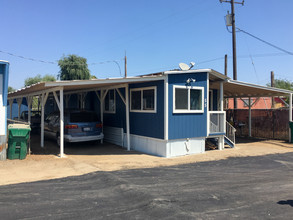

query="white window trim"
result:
[130,86,157,113]
[104,89,116,114]
[173,85,204,113]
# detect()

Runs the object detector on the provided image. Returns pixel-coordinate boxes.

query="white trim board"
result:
[130,86,157,113]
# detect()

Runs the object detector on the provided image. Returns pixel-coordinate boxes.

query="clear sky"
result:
[1,0,293,89]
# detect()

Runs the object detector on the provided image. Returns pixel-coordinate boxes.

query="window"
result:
[130,86,156,113]
[173,85,204,113]
[104,89,115,113]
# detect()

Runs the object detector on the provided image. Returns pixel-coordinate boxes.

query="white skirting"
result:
[104,126,206,157]
[126,134,205,158]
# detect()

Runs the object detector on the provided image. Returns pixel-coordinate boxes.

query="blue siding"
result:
[7,103,28,119]
[103,88,126,130]
[168,72,208,139]
[129,81,164,139]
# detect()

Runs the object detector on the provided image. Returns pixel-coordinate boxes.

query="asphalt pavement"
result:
[1,152,293,219]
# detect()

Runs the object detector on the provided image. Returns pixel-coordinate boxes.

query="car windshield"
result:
[70,112,99,123]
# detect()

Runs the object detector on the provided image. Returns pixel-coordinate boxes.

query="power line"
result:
[237,28,293,56]
[0,49,123,66]
[0,49,56,64]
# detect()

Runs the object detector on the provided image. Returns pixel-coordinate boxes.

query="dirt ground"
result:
[1,136,293,186]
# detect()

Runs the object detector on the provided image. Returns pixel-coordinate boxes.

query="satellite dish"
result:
[190,62,195,69]
[179,63,190,71]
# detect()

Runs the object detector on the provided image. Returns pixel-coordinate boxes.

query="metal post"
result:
[224,54,228,76]
[17,98,22,120]
[100,90,104,144]
[125,84,130,151]
[9,99,13,119]
[289,93,292,143]
[124,53,127,78]
[220,82,224,111]
[41,93,45,147]
[60,88,64,157]
[271,71,275,108]
[27,96,32,155]
[248,97,252,137]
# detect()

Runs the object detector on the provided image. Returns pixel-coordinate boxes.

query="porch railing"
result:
[209,111,226,134]
[226,121,236,144]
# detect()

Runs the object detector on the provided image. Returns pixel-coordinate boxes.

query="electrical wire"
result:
[0,49,56,64]
[237,28,293,56]
[0,49,123,66]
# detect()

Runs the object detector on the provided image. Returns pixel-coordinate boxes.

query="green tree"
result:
[25,74,42,87]
[24,74,56,110]
[90,75,97,79]
[267,78,293,104]
[42,74,57,82]
[24,74,56,87]
[8,86,15,93]
[58,54,90,80]
[267,79,293,91]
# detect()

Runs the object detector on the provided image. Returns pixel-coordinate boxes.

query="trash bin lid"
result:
[8,124,31,130]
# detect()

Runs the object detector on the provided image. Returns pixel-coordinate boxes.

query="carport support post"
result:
[100,90,104,144]
[17,98,22,120]
[41,93,49,147]
[9,99,13,119]
[220,81,224,111]
[41,94,45,147]
[125,84,130,151]
[60,88,64,158]
[289,93,292,143]
[26,96,32,125]
[249,97,252,137]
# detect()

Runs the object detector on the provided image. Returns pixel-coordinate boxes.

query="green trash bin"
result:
[290,121,293,143]
[7,124,31,160]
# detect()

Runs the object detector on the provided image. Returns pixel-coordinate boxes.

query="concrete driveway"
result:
[1,152,293,219]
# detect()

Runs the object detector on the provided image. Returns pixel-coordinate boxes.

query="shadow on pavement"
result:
[29,134,144,156]
[277,200,293,207]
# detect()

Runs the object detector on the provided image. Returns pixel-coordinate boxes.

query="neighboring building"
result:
[0,60,9,160]
[227,97,286,109]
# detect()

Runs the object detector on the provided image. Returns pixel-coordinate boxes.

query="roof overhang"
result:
[223,79,292,98]
[8,75,166,99]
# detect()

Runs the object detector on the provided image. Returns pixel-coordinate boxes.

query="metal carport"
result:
[210,79,293,141]
[8,75,165,157]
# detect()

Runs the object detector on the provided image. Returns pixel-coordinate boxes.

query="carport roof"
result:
[224,80,292,98]
[8,68,292,99]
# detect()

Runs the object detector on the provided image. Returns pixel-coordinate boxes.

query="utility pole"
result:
[124,52,127,78]
[224,54,228,76]
[220,0,244,109]
[271,71,275,108]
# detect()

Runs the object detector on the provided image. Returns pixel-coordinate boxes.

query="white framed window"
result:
[173,85,204,113]
[130,86,157,113]
[104,89,116,113]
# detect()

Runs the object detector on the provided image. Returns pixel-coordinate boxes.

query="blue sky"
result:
[1,0,293,89]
